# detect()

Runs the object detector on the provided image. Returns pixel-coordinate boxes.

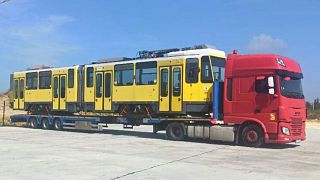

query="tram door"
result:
[53,75,67,110]
[95,71,112,111]
[159,66,182,112]
[13,78,25,110]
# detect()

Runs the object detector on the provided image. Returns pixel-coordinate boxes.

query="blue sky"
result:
[0,0,319,101]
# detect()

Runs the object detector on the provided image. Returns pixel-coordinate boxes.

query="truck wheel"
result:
[241,124,264,147]
[166,123,185,141]
[54,119,63,130]
[41,118,50,130]
[29,117,38,129]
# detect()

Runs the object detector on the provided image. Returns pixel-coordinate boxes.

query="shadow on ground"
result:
[5,125,301,149]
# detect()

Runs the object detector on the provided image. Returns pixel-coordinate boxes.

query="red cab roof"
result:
[226,53,302,77]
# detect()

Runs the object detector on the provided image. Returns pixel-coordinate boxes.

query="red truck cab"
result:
[224,51,306,146]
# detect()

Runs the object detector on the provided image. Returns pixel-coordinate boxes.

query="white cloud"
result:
[0,1,78,92]
[0,14,77,66]
[246,34,287,53]
[9,15,75,41]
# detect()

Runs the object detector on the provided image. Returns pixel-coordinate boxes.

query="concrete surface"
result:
[0,125,319,180]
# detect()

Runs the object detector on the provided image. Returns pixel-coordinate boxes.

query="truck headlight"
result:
[281,127,290,135]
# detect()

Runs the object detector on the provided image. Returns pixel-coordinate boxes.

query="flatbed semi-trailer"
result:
[10,113,236,143]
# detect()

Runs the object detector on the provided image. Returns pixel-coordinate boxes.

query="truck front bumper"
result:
[265,121,306,144]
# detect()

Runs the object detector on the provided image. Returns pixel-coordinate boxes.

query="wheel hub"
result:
[173,127,181,136]
[246,130,258,143]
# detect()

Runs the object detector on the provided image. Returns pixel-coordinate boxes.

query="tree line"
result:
[307,98,320,119]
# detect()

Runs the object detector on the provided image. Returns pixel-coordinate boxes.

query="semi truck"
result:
[10,47,306,147]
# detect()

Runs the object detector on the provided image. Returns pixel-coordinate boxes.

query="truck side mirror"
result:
[268,77,274,88]
[269,88,275,95]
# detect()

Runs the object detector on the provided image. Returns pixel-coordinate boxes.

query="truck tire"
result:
[41,118,50,130]
[241,124,264,147]
[54,118,63,130]
[166,123,185,141]
[29,117,38,129]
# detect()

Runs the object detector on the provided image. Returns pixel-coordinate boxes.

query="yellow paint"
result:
[159,67,170,112]
[12,72,25,110]
[183,57,214,102]
[67,67,78,103]
[171,65,182,112]
[52,75,59,110]
[11,50,226,114]
[18,78,25,110]
[52,74,67,110]
[84,67,94,103]
[95,72,103,111]
[13,79,19,109]
[60,75,67,110]
[104,71,112,111]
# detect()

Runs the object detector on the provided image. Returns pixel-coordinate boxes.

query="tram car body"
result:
[10,47,226,117]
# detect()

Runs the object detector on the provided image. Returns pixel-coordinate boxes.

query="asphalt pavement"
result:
[0,125,319,180]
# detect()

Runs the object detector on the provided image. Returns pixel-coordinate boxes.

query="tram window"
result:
[210,56,226,81]
[201,56,213,83]
[173,68,181,96]
[26,72,38,90]
[115,64,134,86]
[255,77,269,94]
[19,79,24,99]
[105,73,111,98]
[68,68,74,88]
[61,76,66,98]
[54,77,59,98]
[86,67,94,87]
[14,80,18,98]
[96,73,102,98]
[160,69,168,97]
[39,71,51,89]
[186,58,199,83]
[136,61,157,85]
[10,74,13,93]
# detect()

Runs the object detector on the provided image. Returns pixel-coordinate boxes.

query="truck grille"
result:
[291,119,302,136]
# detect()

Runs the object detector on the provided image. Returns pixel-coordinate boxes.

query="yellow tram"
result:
[10,46,226,118]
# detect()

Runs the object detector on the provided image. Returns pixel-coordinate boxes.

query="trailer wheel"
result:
[54,118,63,130]
[241,124,264,147]
[29,117,38,129]
[166,123,185,141]
[41,118,50,130]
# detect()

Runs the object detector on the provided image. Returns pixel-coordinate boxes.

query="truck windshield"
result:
[210,56,226,81]
[280,76,304,99]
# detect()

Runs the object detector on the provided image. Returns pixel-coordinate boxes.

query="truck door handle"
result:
[160,98,163,101]
[254,109,261,113]
[178,98,181,101]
